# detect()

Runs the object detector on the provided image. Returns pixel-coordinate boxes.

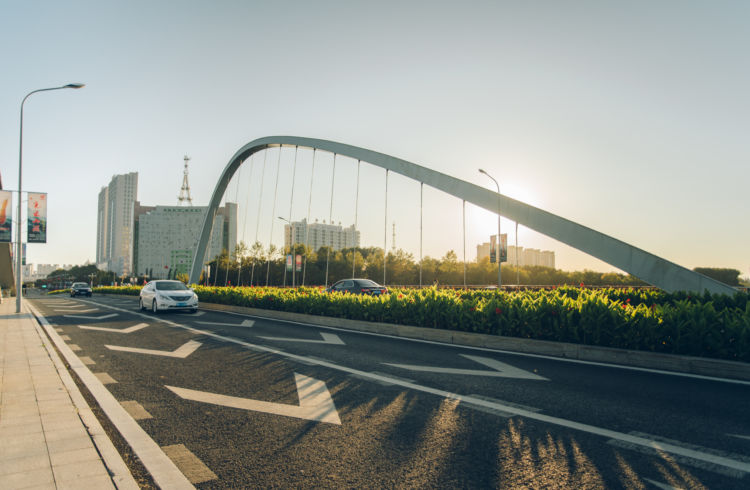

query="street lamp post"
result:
[16,83,84,313]
[479,169,501,288]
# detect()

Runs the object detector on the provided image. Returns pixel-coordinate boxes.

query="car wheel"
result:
[152,300,159,314]
[189,308,198,314]
[139,298,144,311]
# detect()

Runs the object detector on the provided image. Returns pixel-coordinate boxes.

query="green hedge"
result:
[89,285,750,363]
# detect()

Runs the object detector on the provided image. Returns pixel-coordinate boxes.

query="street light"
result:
[16,83,85,313]
[479,169,501,288]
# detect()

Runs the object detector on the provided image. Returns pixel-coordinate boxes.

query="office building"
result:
[96,172,138,276]
[476,243,555,269]
[283,219,359,252]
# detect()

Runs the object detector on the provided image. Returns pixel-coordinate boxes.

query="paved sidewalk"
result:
[0,297,137,489]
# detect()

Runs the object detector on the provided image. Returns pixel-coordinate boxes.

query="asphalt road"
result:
[30,294,750,489]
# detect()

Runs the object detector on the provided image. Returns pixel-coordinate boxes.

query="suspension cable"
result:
[250,149,268,286]
[419,182,423,288]
[224,164,242,287]
[287,145,298,288]
[266,146,282,286]
[325,153,337,286]
[352,160,360,278]
[383,169,388,285]
[463,199,467,288]
[237,154,254,286]
[302,148,316,286]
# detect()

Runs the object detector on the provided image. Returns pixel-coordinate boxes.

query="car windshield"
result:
[155,281,189,291]
[354,279,380,287]
[72,283,88,288]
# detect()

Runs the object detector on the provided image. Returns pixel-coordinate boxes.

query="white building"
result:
[134,203,237,279]
[283,219,359,252]
[96,173,138,276]
[477,243,555,268]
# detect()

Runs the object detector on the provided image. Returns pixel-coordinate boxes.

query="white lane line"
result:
[385,354,548,380]
[259,332,344,345]
[79,322,149,333]
[105,340,201,358]
[161,444,217,484]
[644,479,684,490]
[71,301,750,474]
[166,373,341,425]
[728,434,750,441]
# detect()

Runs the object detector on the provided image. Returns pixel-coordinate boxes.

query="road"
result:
[29,294,750,489]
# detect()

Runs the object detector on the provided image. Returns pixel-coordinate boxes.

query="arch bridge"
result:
[189,136,735,295]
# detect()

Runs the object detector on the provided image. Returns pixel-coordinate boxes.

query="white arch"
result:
[189,136,735,294]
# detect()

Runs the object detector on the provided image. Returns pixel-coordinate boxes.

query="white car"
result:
[139,280,198,313]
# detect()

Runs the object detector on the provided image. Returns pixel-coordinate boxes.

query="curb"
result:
[199,302,750,382]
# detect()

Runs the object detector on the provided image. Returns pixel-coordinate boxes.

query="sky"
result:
[1,0,748,277]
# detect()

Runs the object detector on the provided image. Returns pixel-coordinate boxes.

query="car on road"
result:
[326,278,389,296]
[139,280,198,313]
[70,282,93,297]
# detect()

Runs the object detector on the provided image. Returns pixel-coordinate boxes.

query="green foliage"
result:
[693,267,741,287]
[93,284,750,363]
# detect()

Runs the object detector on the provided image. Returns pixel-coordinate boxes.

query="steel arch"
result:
[189,136,735,294]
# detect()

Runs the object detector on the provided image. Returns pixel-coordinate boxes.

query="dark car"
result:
[70,282,93,297]
[327,279,388,295]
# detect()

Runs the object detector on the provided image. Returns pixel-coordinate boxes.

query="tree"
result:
[693,268,741,287]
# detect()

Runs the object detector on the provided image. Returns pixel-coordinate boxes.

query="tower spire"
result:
[178,155,193,206]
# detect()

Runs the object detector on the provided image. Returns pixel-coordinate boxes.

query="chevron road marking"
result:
[105,340,201,358]
[259,332,344,345]
[64,313,118,320]
[79,323,149,333]
[196,319,255,328]
[166,373,340,424]
[385,354,549,381]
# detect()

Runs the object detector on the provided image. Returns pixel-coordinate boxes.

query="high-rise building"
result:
[96,173,138,276]
[283,219,359,252]
[476,242,554,268]
[134,203,237,279]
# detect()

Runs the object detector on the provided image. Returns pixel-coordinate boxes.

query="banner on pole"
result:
[489,235,497,263]
[27,192,47,243]
[500,233,508,263]
[286,254,293,271]
[0,190,11,243]
[295,254,302,272]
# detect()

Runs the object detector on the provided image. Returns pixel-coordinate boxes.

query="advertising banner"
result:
[0,190,11,243]
[500,233,508,263]
[489,235,497,263]
[286,254,293,271]
[27,192,47,243]
[295,254,302,272]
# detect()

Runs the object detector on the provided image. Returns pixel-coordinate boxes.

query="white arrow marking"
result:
[385,354,548,380]
[728,434,750,441]
[644,479,684,490]
[177,311,205,316]
[259,332,345,345]
[166,373,340,424]
[55,308,98,313]
[196,319,255,328]
[105,340,201,358]
[64,313,118,320]
[79,323,149,333]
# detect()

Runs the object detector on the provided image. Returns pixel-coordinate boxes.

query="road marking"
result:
[64,313,118,320]
[728,434,750,441]
[121,401,153,420]
[161,444,218,484]
[54,307,98,312]
[259,332,345,345]
[60,335,71,341]
[177,310,205,316]
[105,340,201,358]
[167,373,341,425]
[196,319,255,328]
[65,300,750,473]
[644,479,683,490]
[385,354,548,380]
[69,344,82,352]
[79,322,149,333]
[79,356,96,365]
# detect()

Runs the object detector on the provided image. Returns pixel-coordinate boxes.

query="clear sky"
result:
[1,1,748,277]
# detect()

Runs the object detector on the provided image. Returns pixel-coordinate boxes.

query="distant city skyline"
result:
[1,2,748,278]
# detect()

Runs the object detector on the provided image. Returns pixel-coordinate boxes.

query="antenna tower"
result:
[178,155,193,206]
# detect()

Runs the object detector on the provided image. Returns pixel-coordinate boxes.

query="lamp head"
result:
[64,83,85,89]
[478,168,487,175]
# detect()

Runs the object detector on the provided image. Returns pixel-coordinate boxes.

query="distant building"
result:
[134,203,237,279]
[97,172,138,276]
[476,243,555,268]
[283,219,359,252]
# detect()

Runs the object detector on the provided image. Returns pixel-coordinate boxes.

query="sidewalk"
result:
[0,297,137,489]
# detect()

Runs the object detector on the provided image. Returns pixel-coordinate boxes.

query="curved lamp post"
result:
[16,83,85,313]
[478,168,501,288]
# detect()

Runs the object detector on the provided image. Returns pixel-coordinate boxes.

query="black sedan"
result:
[327,279,389,295]
[70,282,93,297]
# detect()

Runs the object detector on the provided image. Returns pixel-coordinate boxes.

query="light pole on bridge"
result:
[16,83,85,313]
[479,169,501,288]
